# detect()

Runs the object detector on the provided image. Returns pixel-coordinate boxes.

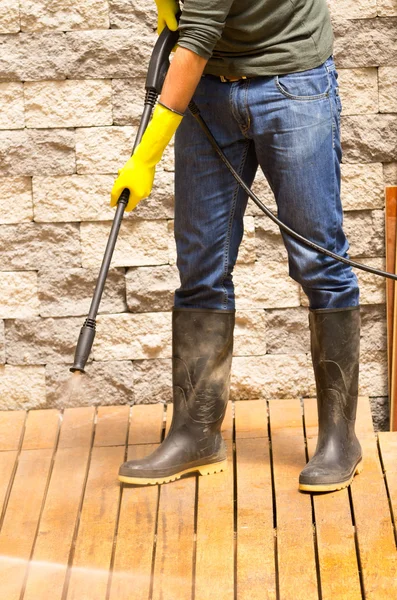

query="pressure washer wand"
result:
[71,26,180,374]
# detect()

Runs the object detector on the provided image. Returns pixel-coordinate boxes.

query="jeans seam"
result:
[220,139,251,309]
[328,93,338,255]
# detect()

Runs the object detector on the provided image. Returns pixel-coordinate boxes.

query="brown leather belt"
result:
[219,75,248,83]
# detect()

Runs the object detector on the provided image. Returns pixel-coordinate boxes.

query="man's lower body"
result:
[119,56,363,491]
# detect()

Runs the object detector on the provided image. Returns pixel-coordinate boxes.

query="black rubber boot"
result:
[299,306,363,493]
[119,307,235,485]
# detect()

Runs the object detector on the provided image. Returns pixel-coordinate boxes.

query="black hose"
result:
[188,100,395,282]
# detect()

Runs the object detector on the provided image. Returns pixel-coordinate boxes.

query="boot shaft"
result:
[309,306,360,419]
[172,308,235,425]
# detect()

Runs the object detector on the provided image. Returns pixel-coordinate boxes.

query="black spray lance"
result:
[71,25,397,374]
[70,26,179,373]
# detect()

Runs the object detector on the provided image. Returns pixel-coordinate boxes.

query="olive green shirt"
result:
[178,0,334,77]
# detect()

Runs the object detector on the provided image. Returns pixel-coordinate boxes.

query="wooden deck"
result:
[0,397,396,600]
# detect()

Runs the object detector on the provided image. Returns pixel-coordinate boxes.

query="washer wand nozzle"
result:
[70,318,96,374]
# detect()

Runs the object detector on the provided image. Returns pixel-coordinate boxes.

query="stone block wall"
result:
[0,1,396,430]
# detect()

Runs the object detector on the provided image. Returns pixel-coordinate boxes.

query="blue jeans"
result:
[173,55,360,310]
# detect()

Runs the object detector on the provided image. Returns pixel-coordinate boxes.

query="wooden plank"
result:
[195,444,234,599]
[269,399,318,600]
[0,410,60,600]
[378,432,397,531]
[152,404,196,600]
[0,411,26,451]
[350,397,397,597]
[303,398,361,600]
[235,401,276,600]
[0,412,26,522]
[65,407,129,600]
[129,403,164,444]
[109,404,164,600]
[386,186,397,402]
[94,405,130,447]
[23,407,95,600]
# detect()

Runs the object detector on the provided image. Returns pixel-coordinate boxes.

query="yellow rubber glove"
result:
[155,0,179,34]
[110,103,183,212]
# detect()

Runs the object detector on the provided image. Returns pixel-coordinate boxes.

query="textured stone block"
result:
[379,67,397,113]
[66,30,156,79]
[21,0,110,32]
[266,307,310,355]
[0,223,81,270]
[0,271,39,318]
[112,77,147,126]
[0,33,69,81]
[0,129,75,176]
[133,358,172,404]
[338,68,378,115]
[38,267,126,317]
[109,0,156,32]
[25,80,113,128]
[81,220,169,268]
[378,0,397,16]
[45,361,134,409]
[93,312,172,361]
[235,261,300,310]
[0,177,33,224]
[0,320,5,364]
[237,216,256,264]
[33,174,115,222]
[342,115,397,163]
[76,126,136,174]
[0,82,24,128]
[344,210,384,258]
[234,310,266,356]
[0,0,20,33]
[231,354,315,400]
[334,18,397,68]
[5,316,83,364]
[360,350,387,396]
[255,216,288,262]
[384,163,397,185]
[341,163,384,211]
[327,0,377,19]
[126,265,179,312]
[0,365,46,410]
[360,305,387,354]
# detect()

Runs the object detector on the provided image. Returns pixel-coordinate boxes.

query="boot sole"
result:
[299,459,364,493]
[118,460,228,486]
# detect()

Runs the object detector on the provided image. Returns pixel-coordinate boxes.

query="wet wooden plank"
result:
[65,408,130,600]
[23,407,95,600]
[351,398,397,597]
[303,398,361,600]
[94,405,130,447]
[235,401,276,600]
[0,411,26,451]
[269,399,318,600]
[152,475,195,600]
[195,442,234,600]
[0,410,60,600]
[378,432,397,528]
[152,405,196,600]
[0,412,26,521]
[129,403,164,444]
[109,404,164,600]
